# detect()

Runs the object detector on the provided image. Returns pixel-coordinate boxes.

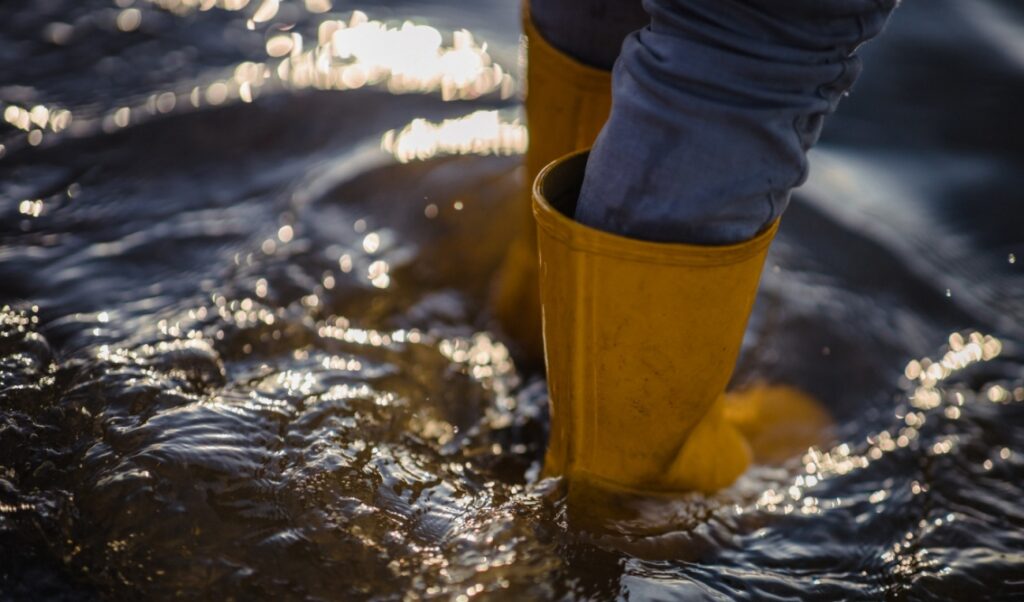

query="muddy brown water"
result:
[1,0,1023,599]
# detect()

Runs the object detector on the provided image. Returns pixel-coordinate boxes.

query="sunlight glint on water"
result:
[0,0,1022,599]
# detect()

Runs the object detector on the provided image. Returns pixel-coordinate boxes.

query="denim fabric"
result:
[530,0,648,70]
[533,0,898,244]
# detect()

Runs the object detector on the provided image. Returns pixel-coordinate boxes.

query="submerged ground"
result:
[1,0,1023,599]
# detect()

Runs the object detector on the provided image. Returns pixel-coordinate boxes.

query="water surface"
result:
[1,0,1023,599]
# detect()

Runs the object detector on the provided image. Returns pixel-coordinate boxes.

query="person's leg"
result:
[534,0,898,495]
[576,0,898,244]
[530,0,648,71]
[492,0,645,359]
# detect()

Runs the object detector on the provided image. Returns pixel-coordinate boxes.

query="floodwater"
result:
[1,0,1022,599]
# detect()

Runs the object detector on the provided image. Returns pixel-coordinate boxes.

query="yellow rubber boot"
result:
[534,151,781,494]
[491,10,612,360]
[723,384,834,465]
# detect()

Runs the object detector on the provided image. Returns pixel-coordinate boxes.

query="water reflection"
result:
[2,103,73,149]
[1,0,1022,598]
[726,330,1017,537]
[2,4,515,157]
[146,0,255,15]
[275,12,514,99]
[382,110,528,163]
[115,7,143,32]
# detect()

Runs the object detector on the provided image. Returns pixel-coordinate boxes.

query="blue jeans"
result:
[532,0,897,244]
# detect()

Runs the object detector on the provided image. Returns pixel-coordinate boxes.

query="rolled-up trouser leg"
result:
[575,0,899,245]
[530,0,649,71]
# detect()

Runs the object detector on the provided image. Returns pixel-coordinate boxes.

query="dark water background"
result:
[1,0,1023,599]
